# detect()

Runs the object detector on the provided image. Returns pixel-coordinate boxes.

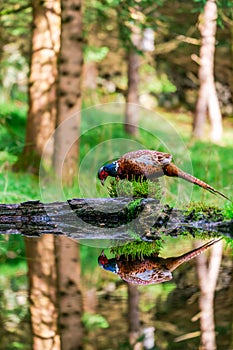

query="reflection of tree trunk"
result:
[228,258,233,349]
[127,283,142,350]
[25,236,60,350]
[192,0,222,143]
[55,237,83,350]
[195,239,223,350]
[125,49,140,136]
[16,0,60,173]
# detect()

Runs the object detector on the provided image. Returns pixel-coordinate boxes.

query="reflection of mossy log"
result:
[111,240,162,259]
[0,199,232,240]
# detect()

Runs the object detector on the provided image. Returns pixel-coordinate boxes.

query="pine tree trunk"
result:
[125,49,140,136]
[25,236,60,350]
[16,0,60,173]
[195,239,222,350]
[53,0,83,185]
[52,1,84,348]
[193,0,222,142]
[19,1,61,348]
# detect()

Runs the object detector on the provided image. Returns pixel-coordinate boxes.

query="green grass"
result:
[0,170,39,203]
[1,99,232,209]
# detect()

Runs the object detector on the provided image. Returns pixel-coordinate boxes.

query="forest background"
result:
[0,0,233,349]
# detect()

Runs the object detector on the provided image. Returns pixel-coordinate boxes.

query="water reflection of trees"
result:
[195,239,222,350]
[1,234,232,349]
[98,238,225,349]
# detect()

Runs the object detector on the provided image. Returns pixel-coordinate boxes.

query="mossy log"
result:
[0,198,232,240]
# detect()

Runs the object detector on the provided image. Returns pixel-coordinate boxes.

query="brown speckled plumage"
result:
[117,150,172,180]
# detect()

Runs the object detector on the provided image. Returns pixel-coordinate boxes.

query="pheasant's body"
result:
[98,239,222,285]
[98,150,230,200]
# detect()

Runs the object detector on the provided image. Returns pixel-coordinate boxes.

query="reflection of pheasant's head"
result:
[98,250,118,273]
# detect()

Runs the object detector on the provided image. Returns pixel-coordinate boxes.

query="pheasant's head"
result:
[97,161,119,185]
[98,251,118,273]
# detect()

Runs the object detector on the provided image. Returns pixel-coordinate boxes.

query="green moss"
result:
[111,240,163,260]
[108,179,162,199]
[185,202,224,222]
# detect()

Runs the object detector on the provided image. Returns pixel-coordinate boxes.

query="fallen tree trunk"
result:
[0,198,232,241]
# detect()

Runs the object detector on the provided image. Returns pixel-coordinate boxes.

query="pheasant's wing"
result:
[122,150,172,166]
[120,150,172,178]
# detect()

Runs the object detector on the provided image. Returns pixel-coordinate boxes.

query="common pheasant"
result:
[98,150,230,200]
[98,238,222,285]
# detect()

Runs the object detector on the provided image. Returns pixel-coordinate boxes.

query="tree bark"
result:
[53,0,83,185]
[55,237,83,350]
[193,0,222,143]
[128,284,142,350]
[16,0,60,173]
[195,239,223,350]
[14,2,61,348]
[125,49,140,136]
[25,236,60,350]
[52,2,84,348]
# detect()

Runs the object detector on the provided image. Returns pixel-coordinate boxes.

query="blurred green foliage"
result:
[0,102,27,157]
[82,312,109,330]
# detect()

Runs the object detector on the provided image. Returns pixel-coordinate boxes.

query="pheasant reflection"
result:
[98,238,222,285]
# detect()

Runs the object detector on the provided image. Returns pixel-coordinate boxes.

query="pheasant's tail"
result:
[178,169,231,201]
[164,163,232,201]
[166,238,222,272]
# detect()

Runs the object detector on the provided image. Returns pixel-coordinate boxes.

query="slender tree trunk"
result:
[193,0,222,143]
[195,239,223,350]
[229,261,233,350]
[55,237,83,350]
[20,1,61,348]
[221,9,233,100]
[124,6,142,137]
[53,1,84,348]
[25,236,60,350]
[16,0,60,173]
[125,49,140,136]
[53,0,83,185]
[127,284,142,350]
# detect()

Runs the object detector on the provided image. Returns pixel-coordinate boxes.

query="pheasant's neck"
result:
[105,161,119,176]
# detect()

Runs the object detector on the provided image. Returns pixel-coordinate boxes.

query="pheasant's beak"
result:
[101,179,105,186]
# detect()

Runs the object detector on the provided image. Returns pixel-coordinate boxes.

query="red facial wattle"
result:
[98,251,109,266]
[99,170,109,185]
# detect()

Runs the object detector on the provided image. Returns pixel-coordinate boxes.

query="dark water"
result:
[0,234,232,350]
